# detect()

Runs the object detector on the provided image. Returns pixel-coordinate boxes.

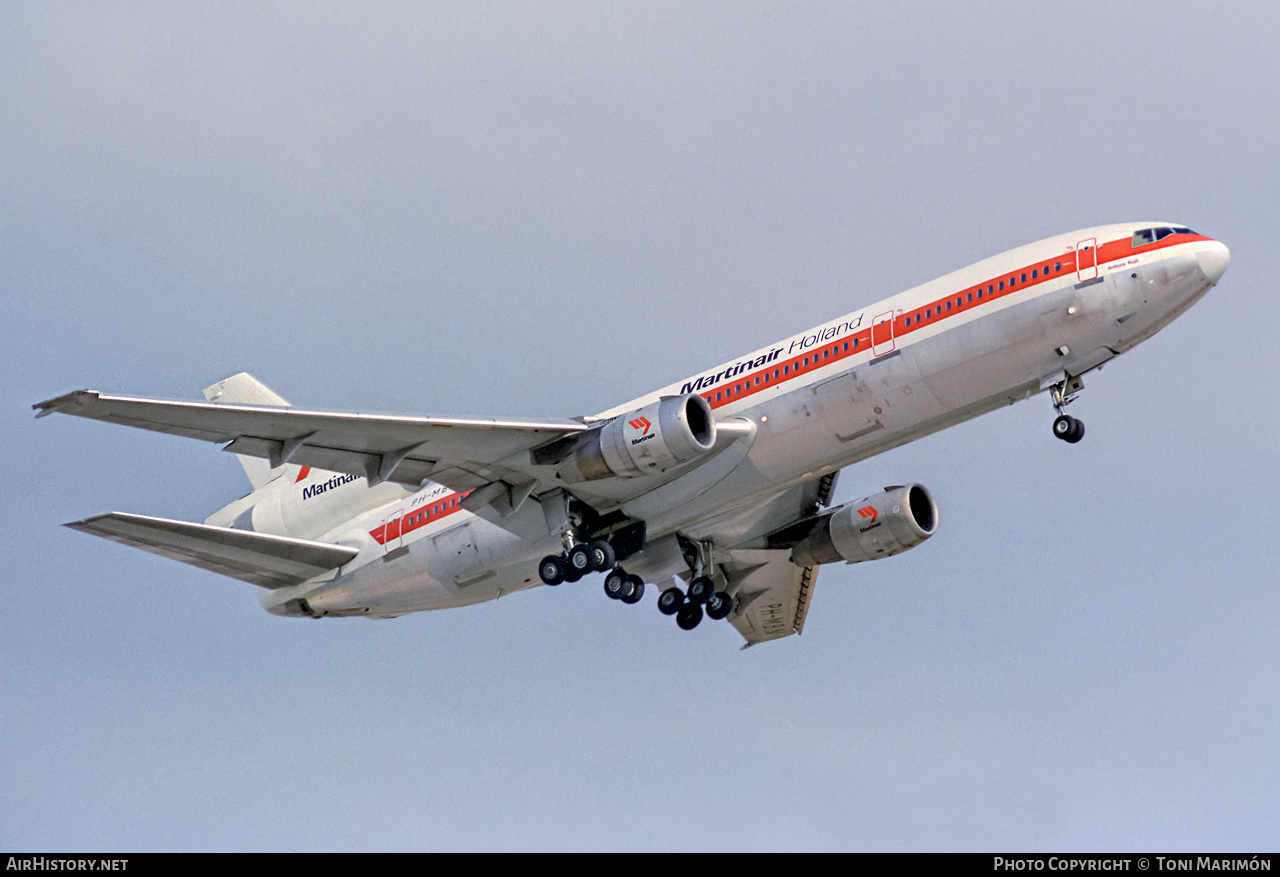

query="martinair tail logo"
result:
[857,505,878,524]
[629,417,652,435]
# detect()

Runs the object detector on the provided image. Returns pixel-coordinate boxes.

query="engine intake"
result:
[559,394,717,482]
[790,484,938,567]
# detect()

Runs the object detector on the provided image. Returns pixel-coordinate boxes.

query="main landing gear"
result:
[537,534,645,605]
[656,538,734,631]
[537,538,616,585]
[536,533,736,633]
[1049,375,1086,444]
[603,566,645,604]
[656,581,734,630]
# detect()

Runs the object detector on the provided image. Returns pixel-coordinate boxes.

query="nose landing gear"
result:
[1049,374,1086,444]
[1053,413,1085,443]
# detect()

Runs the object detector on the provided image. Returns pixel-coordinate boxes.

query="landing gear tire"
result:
[566,543,595,575]
[705,591,733,620]
[538,555,566,586]
[676,602,704,630]
[588,541,616,572]
[657,588,685,616]
[687,576,715,604]
[1053,414,1085,444]
[603,567,630,600]
[621,576,645,604]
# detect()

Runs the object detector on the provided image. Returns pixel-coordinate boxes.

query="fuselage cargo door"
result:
[872,311,897,356]
[1076,238,1098,282]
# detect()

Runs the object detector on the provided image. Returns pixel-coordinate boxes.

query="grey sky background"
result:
[3,2,1277,851]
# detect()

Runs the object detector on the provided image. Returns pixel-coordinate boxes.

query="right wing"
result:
[34,389,590,496]
[67,512,359,590]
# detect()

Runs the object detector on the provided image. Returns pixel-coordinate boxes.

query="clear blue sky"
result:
[3,2,1276,851]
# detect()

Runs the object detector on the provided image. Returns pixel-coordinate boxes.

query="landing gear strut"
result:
[1049,375,1086,444]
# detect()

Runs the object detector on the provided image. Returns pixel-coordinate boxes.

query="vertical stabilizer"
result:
[203,373,293,490]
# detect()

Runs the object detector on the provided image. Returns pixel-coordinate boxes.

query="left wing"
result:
[66,512,359,589]
[34,389,589,495]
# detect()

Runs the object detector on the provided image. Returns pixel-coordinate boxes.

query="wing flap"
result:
[66,512,360,590]
[725,550,820,646]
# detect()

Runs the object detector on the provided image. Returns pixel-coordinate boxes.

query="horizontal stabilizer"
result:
[66,512,359,590]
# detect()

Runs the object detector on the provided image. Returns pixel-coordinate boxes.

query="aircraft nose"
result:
[1196,240,1230,285]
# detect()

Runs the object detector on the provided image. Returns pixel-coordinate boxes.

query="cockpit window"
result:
[1134,226,1199,247]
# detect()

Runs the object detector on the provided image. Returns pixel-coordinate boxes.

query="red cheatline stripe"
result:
[369,489,475,546]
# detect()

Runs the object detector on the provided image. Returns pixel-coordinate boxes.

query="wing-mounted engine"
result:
[557,394,717,483]
[789,484,938,566]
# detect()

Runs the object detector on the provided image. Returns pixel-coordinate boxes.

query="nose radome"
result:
[1196,241,1230,285]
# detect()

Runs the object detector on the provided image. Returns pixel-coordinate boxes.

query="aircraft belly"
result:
[295,506,550,616]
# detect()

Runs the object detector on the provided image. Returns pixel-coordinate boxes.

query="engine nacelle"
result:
[559,394,717,482]
[790,484,938,566]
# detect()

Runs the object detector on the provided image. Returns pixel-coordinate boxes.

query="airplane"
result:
[34,222,1230,646]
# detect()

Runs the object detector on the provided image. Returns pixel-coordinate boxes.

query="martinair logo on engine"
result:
[857,505,880,532]
[628,415,656,446]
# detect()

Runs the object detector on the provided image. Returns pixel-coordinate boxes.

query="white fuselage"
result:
[234,222,1227,618]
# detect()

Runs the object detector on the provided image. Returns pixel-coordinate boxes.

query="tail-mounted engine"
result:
[790,484,938,566]
[558,394,717,483]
